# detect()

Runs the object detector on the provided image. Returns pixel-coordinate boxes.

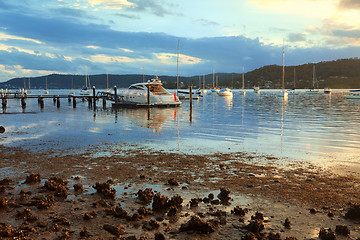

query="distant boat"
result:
[288,68,299,95]
[177,90,201,100]
[306,65,319,94]
[80,66,91,96]
[69,77,75,96]
[217,88,233,97]
[345,90,360,99]
[43,77,49,94]
[277,39,288,98]
[253,86,260,94]
[324,88,332,94]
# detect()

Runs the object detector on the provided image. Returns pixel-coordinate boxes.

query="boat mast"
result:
[203,73,205,90]
[107,72,109,89]
[312,65,315,88]
[282,39,285,92]
[23,78,26,90]
[242,66,245,89]
[28,78,30,90]
[216,75,218,88]
[45,77,48,90]
[293,68,296,88]
[212,69,215,88]
[176,40,179,96]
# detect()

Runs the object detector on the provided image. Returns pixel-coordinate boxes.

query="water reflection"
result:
[1,90,360,174]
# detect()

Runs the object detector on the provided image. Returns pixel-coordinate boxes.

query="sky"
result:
[0,0,360,82]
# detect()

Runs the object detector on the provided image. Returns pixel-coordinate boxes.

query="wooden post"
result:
[189,86,193,122]
[39,97,44,109]
[103,98,106,109]
[92,86,96,109]
[73,96,76,108]
[53,96,56,105]
[68,96,71,103]
[56,97,60,108]
[147,86,150,107]
[2,97,7,109]
[21,97,26,109]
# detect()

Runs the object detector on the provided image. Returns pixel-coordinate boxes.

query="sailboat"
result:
[306,65,319,94]
[277,39,288,97]
[80,66,91,96]
[288,68,299,95]
[239,67,246,95]
[106,73,111,93]
[69,77,75,96]
[44,77,49,94]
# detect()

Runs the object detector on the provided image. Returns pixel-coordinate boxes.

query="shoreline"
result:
[0,144,360,239]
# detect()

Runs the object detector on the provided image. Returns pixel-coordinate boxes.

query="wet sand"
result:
[0,144,360,239]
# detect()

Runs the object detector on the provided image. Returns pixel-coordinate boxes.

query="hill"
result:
[1,58,360,89]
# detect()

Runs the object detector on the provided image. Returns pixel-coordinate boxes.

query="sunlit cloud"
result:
[79,0,134,9]
[0,32,43,44]
[0,64,16,75]
[0,43,41,56]
[119,48,134,53]
[86,45,100,49]
[154,53,202,65]
[88,54,149,63]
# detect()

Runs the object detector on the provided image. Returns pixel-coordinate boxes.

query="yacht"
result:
[217,88,233,97]
[345,90,360,99]
[115,76,181,107]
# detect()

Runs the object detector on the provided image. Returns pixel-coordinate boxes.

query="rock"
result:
[179,216,217,234]
[268,232,282,240]
[84,211,97,220]
[73,183,83,192]
[319,228,335,240]
[335,225,350,235]
[241,232,257,240]
[283,218,291,229]
[232,206,248,217]
[137,188,154,204]
[0,177,11,185]
[310,208,317,214]
[190,197,202,207]
[0,126,5,134]
[251,212,264,221]
[154,232,165,240]
[246,219,264,234]
[25,173,41,184]
[218,187,231,201]
[152,193,169,211]
[138,207,153,216]
[142,220,160,231]
[168,178,179,186]
[0,197,8,208]
[103,224,125,236]
[80,226,89,237]
[93,181,116,199]
[345,204,360,220]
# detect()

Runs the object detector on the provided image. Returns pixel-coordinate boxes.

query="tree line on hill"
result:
[1,58,360,90]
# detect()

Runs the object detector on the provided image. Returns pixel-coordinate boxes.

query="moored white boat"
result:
[324,88,332,94]
[115,76,181,107]
[253,87,260,94]
[345,90,360,99]
[288,88,299,95]
[217,88,233,97]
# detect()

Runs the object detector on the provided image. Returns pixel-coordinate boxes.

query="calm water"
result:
[1,89,360,174]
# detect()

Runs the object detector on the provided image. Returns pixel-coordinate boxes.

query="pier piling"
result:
[93,87,96,109]
[114,86,118,103]
[21,97,26,109]
[38,97,44,109]
[189,86,193,122]
[56,97,60,108]
[103,98,106,109]
[73,96,76,108]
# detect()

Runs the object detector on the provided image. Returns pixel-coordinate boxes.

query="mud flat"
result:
[0,144,360,239]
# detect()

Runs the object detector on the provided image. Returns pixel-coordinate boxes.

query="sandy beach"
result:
[0,144,360,239]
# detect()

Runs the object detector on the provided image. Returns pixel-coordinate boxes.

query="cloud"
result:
[338,0,360,9]
[80,0,134,9]
[193,19,219,27]
[332,29,360,38]
[287,33,307,42]
[127,0,179,17]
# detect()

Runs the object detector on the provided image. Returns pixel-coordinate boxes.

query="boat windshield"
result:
[147,84,169,95]
[129,85,146,90]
